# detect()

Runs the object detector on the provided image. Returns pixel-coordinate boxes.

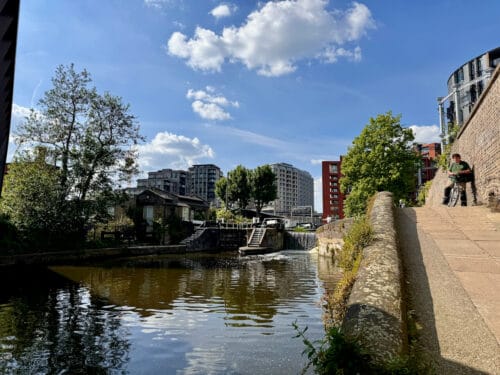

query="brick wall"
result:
[427,66,500,206]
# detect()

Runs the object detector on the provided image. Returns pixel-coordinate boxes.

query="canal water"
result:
[0,250,339,374]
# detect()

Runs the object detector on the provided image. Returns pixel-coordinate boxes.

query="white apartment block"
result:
[267,163,314,216]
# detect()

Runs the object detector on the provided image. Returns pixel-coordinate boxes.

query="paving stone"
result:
[435,239,488,257]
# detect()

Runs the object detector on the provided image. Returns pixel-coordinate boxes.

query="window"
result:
[329,164,338,173]
[143,206,154,225]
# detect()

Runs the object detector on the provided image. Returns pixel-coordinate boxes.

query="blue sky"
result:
[9,0,500,212]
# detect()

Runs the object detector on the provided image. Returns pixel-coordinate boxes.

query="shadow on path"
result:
[396,208,493,374]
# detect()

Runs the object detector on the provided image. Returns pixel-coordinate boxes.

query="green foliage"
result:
[437,143,451,171]
[227,165,251,209]
[293,226,308,233]
[215,208,247,223]
[3,64,143,249]
[293,322,372,375]
[215,177,228,207]
[437,123,460,171]
[341,112,420,216]
[294,321,431,375]
[338,215,373,270]
[416,180,432,206]
[0,214,23,253]
[250,164,277,217]
[217,164,277,217]
[322,215,372,327]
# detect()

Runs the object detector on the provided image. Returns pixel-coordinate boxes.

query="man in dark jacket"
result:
[442,153,472,206]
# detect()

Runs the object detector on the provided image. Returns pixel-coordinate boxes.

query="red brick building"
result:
[415,143,441,185]
[322,159,346,221]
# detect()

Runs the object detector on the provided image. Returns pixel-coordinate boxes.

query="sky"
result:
[8,0,500,212]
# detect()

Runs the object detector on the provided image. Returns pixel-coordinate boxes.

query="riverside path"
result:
[397,205,500,374]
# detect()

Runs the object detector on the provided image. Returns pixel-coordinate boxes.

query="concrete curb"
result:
[342,191,406,365]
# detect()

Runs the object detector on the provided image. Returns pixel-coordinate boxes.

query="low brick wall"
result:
[342,192,406,365]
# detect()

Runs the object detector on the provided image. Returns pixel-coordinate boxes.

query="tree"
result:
[215,177,228,208]
[340,112,420,216]
[227,165,251,210]
[0,149,68,248]
[11,64,143,244]
[250,165,277,218]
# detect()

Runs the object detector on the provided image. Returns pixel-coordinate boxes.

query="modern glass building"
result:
[438,47,500,143]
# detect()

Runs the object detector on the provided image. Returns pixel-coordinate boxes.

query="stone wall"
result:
[315,218,353,257]
[428,66,500,207]
[260,228,284,250]
[341,192,406,365]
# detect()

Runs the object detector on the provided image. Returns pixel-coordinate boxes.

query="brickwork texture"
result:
[428,66,500,206]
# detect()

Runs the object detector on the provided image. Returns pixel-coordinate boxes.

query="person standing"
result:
[442,153,472,206]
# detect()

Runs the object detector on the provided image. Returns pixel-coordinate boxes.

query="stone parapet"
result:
[342,192,406,365]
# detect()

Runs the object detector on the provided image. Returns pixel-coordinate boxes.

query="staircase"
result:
[180,228,205,247]
[247,228,266,247]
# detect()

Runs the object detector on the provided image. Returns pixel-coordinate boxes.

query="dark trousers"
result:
[444,182,467,205]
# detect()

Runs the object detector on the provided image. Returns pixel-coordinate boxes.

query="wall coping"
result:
[341,192,406,364]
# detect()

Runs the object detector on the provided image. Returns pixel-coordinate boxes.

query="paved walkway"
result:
[397,205,500,374]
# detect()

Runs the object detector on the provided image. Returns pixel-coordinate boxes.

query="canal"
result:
[0,250,339,374]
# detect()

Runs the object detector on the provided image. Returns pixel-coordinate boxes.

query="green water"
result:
[0,250,338,374]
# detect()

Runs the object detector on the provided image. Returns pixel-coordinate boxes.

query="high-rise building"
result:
[267,163,314,216]
[438,47,500,142]
[322,159,346,221]
[137,169,188,195]
[188,164,223,206]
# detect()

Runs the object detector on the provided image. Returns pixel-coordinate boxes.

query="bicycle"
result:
[448,180,466,207]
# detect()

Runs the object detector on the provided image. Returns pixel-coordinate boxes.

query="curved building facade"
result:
[438,47,500,141]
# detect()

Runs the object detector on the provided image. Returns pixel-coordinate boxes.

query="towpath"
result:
[397,205,500,374]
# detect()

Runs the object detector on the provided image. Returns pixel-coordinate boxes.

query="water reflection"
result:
[0,268,130,374]
[0,251,335,374]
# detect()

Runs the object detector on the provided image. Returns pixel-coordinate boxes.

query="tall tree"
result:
[250,165,277,218]
[12,64,143,243]
[215,177,228,208]
[340,112,420,216]
[227,165,251,210]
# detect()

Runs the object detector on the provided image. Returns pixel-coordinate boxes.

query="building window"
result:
[143,206,154,225]
[329,164,338,173]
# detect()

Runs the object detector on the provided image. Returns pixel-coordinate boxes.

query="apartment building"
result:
[188,164,223,206]
[137,169,188,195]
[267,163,314,216]
[322,159,345,221]
[414,143,441,186]
[438,47,500,141]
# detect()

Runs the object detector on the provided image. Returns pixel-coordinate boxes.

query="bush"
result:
[338,215,373,270]
[0,214,23,254]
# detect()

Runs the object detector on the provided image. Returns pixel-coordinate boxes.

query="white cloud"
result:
[310,159,323,165]
[409,125,441,144]
[5,104,34,161]
[204,124,289,149]
[210,4,235,19]
[167,0,375,76]
[11,103,32,126]
[322,46,361,63]
[186,87,239,121]
[144,0,171,9]
[136,132,215,171]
